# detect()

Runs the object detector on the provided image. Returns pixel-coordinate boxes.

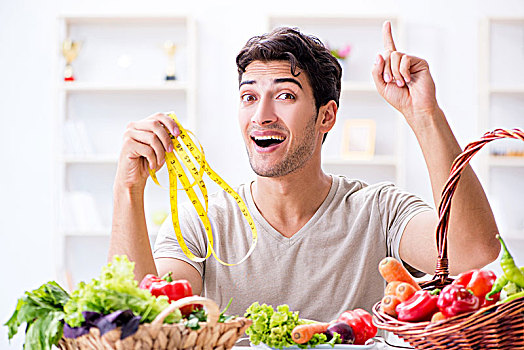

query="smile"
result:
[251,135,286,148]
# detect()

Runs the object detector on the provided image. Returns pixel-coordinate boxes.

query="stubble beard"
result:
[246,114,318,178]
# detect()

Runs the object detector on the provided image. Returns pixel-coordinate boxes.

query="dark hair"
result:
[236,27,342,143]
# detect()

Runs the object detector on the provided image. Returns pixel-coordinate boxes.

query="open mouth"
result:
[251,135,286,148]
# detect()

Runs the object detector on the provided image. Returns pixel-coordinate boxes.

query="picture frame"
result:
[341,119,376,158]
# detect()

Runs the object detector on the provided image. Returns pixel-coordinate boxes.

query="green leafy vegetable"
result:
[244,302,338,349]
[218,297,236,323]
[185,297,237,330]
[185,308,207,330]
[64,255,181,327]
[500,281,524,301]
[4,281,70,350]
[5,256,186,349]
[309,332,340,347]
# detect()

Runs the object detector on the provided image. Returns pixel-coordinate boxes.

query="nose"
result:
[251,96,277,126]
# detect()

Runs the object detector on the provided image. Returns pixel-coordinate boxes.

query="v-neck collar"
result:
[243,175,339,247]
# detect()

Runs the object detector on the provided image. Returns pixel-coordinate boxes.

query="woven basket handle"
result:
[152,296,220,327]
[427,128,524,288]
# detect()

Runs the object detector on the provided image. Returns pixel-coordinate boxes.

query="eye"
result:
[277,92,295,100]
[241,94,256,102]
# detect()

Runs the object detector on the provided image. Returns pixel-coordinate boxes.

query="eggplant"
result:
[324,322,355,344]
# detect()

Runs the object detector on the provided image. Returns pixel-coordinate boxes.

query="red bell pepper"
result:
[437,285,480,317]
[352,309,377,342]
[481,291,500,307]
[395,289,439,322]
[337,309,376,345]
[139,272,196,316]
[452,269,497,306]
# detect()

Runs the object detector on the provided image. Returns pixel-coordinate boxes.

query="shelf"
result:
[62,227,159,237]
[323,155,397,166]
[268,15,395,26]
[486,17,524,24]
[62,154,119,164]
[55,13,197,288]
[62,228,110,236]
[341,82,377,93]
[489,86,524,94]
[488,155,524,167]
[60,81,189,93]
[59,14,190,25]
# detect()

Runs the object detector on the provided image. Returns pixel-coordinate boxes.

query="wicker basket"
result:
[372,128,524,349]
[57,296,252,350]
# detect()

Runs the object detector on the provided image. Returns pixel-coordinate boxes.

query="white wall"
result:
[2,0,524,348]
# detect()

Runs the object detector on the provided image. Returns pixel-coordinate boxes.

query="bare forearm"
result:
[411,108,499,268]
[109,184,158,280]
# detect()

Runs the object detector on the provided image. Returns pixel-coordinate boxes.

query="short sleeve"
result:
[377,183,434,277]
[153,204,208,277]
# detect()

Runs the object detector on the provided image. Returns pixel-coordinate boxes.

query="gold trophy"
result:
[62,39,81,81]
[163,40,177,81]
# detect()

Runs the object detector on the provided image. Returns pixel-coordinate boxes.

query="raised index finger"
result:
[382,20,396,52]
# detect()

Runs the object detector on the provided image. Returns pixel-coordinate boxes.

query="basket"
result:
[57,296,252,350]
[372,128,524,349]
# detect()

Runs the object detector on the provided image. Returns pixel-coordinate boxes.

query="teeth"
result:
[253,135,285,141]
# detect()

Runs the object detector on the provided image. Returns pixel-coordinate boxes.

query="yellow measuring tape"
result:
[149,113,257,266]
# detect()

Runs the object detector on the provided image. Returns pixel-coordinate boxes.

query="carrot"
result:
[380,295,401,317]
[385,281,403,296]
[378,257,421,290]
[430,312,447,323]
[395,282,417,302]
[291,323,330,344]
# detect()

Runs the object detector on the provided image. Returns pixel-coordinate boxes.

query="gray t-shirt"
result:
[153,175,432,321]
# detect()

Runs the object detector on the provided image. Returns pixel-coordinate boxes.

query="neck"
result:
[251,156,332,238]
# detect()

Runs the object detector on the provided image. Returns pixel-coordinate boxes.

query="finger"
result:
[135,118,174,154]
[154,112,181,138]
[399,55,412,84]
[123,134,159,170]
[383,52,393,83]
[372,54,386,92]
[382,20,397,52]
[390,51,405,87]
[127,128,166,170]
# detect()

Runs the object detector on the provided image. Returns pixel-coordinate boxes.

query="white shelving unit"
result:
[267,15,406,187]
[54,14,197,288]
[61,81,189,92]
[478,17,524,244]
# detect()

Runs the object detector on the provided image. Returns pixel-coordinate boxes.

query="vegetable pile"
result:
[244,302,376,349]
[64,256,181,328]
[378,234,524,323]
[4,255,235,350]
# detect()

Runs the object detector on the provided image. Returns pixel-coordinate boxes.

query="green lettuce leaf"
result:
[244,302,339,349]
[64,255,181,327]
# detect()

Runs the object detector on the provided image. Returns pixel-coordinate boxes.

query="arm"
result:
[109,112,201,285]
[156,258,203,295]
[371,21,500,274]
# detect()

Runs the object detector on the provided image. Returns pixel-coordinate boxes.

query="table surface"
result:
[232,336,412,350]
[232,346,387,350]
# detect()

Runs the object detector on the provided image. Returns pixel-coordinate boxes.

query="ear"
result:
[317,100,337,134]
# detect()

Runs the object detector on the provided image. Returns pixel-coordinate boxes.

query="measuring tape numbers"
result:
[149,113,258,266]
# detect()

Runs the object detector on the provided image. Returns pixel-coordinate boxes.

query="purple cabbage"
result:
[63,310,141,340]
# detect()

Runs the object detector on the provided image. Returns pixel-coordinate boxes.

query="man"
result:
[109,22,500,321]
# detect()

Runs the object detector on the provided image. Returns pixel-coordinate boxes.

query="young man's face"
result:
[238,60,320,177]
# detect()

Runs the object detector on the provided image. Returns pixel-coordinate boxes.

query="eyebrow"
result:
[239,77,303,89]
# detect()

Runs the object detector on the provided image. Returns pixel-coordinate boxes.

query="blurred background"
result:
[1,0,524,348]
